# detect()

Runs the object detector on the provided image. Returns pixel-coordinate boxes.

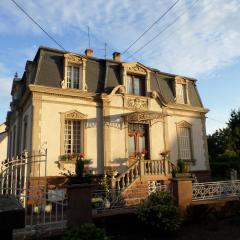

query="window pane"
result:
[133,76,140,95]
[127,76,133,94]
[179,127,191,159]
[67,66,80,89]
[64,120,81,154]
[128,136,135,157]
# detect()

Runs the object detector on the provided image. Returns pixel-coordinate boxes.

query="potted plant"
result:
[172,160,192,178]
[62,153,93,184]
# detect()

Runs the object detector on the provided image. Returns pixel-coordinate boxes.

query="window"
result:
[64,120,81,154]
[67,66,80,89]
[128,123,149,158]
[178,127,192,160]
[127,75,145,96]
[176,83,187,104]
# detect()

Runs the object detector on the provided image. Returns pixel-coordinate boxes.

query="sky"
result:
[0,0,239,134]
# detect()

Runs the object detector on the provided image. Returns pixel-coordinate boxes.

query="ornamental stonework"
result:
[126,65,146,74]
[65,111,87,120]
[64,54,83,64]
[125,97,148,110]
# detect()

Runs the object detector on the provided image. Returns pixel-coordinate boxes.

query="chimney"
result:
[113,52,121,61]
[85,48,93,57]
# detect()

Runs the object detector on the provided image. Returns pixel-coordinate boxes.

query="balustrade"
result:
[113,159,174,191]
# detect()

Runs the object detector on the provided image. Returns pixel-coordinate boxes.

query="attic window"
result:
[67,66,80,89]
[127,75,145,96]
[62,53,86,90]
[175,77,188,104]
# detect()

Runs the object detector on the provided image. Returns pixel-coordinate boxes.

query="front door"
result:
[128,123,149,159]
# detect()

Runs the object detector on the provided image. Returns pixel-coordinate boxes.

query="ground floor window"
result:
[64,120,81,154]
[128,123,149,158]
[178,127,192,160]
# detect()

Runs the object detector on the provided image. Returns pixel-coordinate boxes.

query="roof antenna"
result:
[87,26,91,49]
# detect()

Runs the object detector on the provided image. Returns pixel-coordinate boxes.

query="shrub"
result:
[137,191,181,232]
[63,223,109,240]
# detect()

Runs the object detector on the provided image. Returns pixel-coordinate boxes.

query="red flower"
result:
[142,149,148,155]
[79,153,85,158]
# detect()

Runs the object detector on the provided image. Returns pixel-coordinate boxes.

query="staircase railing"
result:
[112,159,174,191]
[114,160,140,191]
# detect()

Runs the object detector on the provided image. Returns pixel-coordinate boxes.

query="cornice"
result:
[166,103,209,113]
[28,84,97,100]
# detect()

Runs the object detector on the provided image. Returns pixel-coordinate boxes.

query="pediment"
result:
[175,76,187,84]
[177,121,191,128]
[63,110,87,120]
[64,53,85,65]
[122,62,149,75]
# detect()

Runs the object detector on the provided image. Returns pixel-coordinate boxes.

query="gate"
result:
[0,150,67,239]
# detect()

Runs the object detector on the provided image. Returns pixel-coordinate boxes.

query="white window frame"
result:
[62,53,87,90]
[60,110,87,156]
[121,62,150,96]
[64,119,82,154]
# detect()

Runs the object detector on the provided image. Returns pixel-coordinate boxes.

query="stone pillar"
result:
[171,178,193,213]
[67,183,94,229]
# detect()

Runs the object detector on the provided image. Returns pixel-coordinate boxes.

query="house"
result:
[4,46,211,188]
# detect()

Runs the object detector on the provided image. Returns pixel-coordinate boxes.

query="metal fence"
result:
[192,180,240,201]
[0,150,67,239]
[92,181,168,215]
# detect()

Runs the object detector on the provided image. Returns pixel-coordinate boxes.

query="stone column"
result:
[171,178,193,213]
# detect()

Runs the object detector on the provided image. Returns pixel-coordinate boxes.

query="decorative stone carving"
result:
[126,97,148,110]
[126,65,146,74]
[125,111,164,123]
[64,110,87,120]
[175,76,187,84]
[64,53,84,64]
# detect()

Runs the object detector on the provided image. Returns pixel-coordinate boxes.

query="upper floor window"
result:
[67,66,80,89]
[175,76,188,104]
[127,75,145,96]
[63,53,86,90]
[176,83,187,104]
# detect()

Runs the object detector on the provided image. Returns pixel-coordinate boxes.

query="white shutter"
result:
[179,127,191,160]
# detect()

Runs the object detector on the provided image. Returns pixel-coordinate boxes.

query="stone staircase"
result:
[111,159,174,205]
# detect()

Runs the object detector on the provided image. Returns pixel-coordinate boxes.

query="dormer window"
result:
[175,76,188,104]
[176,83,187,104]
[62,53,86,90]
[67,66,80,89]
[127,75,145,96]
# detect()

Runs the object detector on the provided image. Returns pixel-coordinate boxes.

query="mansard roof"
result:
[9,46,204,108]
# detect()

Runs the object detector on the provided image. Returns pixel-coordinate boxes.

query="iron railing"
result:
[192,180,240,201]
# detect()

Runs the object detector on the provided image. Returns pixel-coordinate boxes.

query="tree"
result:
[208,109,240,161]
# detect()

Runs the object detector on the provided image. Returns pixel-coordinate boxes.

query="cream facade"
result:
[5,46,210,181]
[0,123,8,163]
